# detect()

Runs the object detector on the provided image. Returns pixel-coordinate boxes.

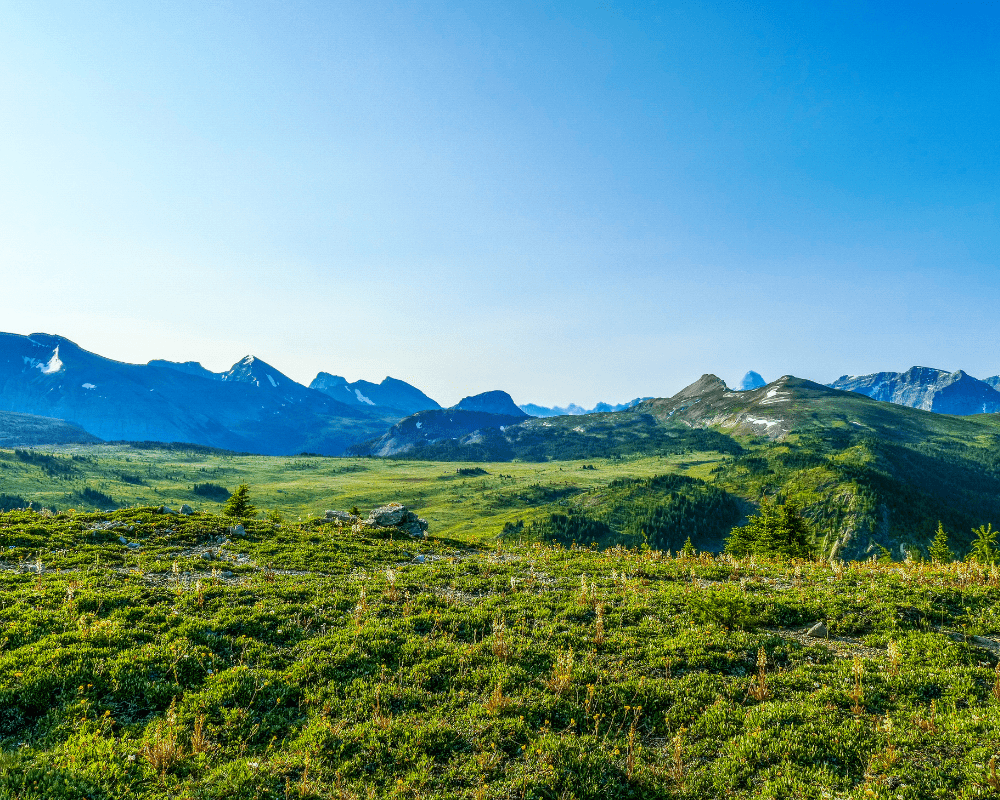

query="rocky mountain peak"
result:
[829,366,1000,415]
[221,356,289,388]
[738,371,766,391]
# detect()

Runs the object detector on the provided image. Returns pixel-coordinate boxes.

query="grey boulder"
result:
[805,621,829,638]
[366,503,408,527]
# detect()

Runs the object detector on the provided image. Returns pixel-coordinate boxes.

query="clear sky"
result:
[2,1,997,407]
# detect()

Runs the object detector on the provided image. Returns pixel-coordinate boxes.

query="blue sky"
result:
[2,1,996,406]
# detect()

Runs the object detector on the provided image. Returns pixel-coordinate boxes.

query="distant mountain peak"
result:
[221,355,288,388]
[309,372,441,415]
[738,371,766,391]
[453,390,528,417]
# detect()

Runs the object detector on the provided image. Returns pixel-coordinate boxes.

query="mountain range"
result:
[828,367,1000,415]
[0,333,427,455]
[518,397,652,417]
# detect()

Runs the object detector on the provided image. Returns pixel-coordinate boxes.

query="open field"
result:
[1,506,998,799]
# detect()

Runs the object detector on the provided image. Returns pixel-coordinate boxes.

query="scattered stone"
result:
[201,551,214,560]
[228,524,246,538]
[179,504,194,515]
[90,520,132,531]
[118,535,129,545]
[413,554,426,563]
[806,621,829,638]
[156,505,176,515]
[324,510,360,525]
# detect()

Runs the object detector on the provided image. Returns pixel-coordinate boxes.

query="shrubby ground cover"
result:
[1,506,998,799]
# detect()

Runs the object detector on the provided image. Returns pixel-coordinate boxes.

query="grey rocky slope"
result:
[0,333,400,455]
[828,367,1000,415]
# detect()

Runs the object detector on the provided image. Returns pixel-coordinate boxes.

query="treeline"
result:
[0,494,29,512]
[192,482,231,501]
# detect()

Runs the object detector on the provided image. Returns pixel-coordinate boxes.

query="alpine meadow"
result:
[3,1,999,798]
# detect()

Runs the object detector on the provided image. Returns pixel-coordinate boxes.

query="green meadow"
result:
[0,445,724,543]
[1,505,999,800]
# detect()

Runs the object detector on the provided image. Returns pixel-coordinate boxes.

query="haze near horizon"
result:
[2,1,996,407]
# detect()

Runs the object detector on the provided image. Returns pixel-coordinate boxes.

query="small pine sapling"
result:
[928,522,954,564]
[969,523,998,566]
[223,483,256,521]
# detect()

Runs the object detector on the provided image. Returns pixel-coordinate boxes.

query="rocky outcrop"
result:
[325,502,428,538]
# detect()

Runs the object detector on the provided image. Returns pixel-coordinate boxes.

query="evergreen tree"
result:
[681,536,696,557]
[223,483,256,521]
[969,523,997,565]
[928,522,954,563]
[725,501,814,560]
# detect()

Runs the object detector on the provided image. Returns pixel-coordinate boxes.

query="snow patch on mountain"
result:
[38,347,63,374]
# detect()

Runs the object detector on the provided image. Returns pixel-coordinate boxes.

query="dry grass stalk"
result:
[887,640,901,679]
[353,585,368,619]
[625,705,642,779]
[491,618,509,661]
[190,711,212,755]
[850,656,865,715]
[546,648,574,695]
[485,682,507,715]
[988,756,1000,791]
[914,700,938,734]
[671,727,686,789]
[749,647,771,701]
[594,604,605,647]
[372,686,391,729]
[993,661,1000,702]
[142,700,184,777]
